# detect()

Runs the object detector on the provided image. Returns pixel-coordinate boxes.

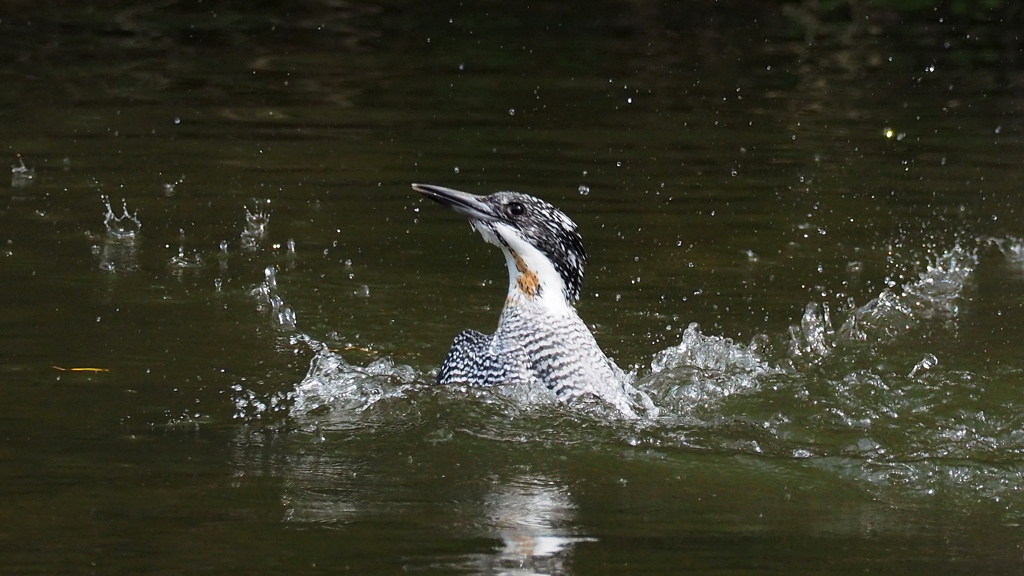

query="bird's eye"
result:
[506,202,526,217]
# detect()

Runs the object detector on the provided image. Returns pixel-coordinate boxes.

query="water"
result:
[3,2,1024,573]
[10,154,35,188]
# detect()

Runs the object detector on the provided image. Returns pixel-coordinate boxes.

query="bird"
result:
[413,183,656,418]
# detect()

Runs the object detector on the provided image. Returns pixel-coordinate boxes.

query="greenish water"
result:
[2,2,1024,574]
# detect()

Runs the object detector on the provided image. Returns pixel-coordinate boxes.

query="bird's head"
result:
[414,184,587,312]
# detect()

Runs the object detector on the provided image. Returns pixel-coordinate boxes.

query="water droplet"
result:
[578,185,590,196]
[908,354,939,378]
[508,108,515,116]
[276,306,297,329]
[453,166,460,174]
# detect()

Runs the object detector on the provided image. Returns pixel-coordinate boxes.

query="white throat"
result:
[472,221,575,317]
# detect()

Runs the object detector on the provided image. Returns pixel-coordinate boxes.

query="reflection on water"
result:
[96,234,140,272]
[473,475,594,576]
[233,423,591,575]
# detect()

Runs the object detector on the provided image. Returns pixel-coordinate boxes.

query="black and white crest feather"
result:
[474,191,587,302]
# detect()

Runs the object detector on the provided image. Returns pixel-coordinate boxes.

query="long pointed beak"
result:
[412,183,501,222]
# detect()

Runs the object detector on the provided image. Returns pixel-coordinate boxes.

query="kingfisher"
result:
[413,183,655,418]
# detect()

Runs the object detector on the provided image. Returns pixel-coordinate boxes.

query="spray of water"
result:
[101,196,142,239]
[250,266,297,330]
[10,154,35,188]
[234,241,983,425]
[241,205,271,251]
[97,196,142,272]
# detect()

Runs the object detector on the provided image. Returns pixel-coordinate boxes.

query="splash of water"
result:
[907,353,938,378]
[837,243,975,343]
[250,266,297,330]
[231,384,293,421]
[101,196,142,239]
[162,174,185,197]
[241,205,270,251]
[259,239,981,426]
[96,196,142,271]
[289,335,421,419]
[788,302,835,361]
[1004,237,1024,266]
[168,245,203,269]
[231,235,1024,521]
[10,154,35,188]
[987,235,1024,274]
[245,240,984,429]
[168,228,203,271]
[641,322,780,415]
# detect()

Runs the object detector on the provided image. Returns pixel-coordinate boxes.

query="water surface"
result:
[2,2,1024,574]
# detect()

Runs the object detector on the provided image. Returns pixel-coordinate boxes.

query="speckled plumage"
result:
[413,183,654,418]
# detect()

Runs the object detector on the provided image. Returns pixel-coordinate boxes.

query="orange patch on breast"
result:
[512,250,540,297]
